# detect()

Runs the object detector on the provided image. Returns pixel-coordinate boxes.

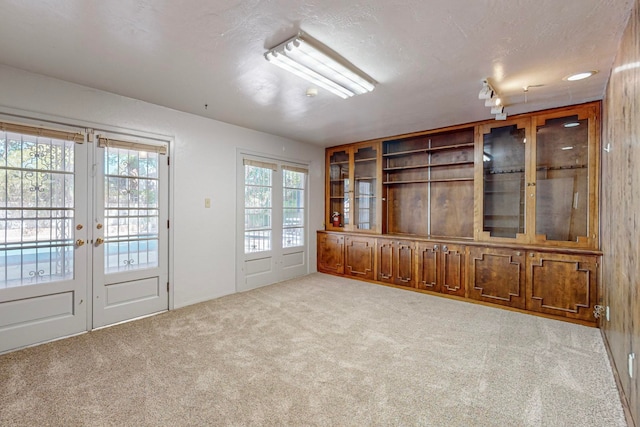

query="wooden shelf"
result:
[354,157,376,163]
[384,160,474,171]
[383,142,474,158]
[355,176,377,180]
[383,177,474,185]
[330,161,349,165]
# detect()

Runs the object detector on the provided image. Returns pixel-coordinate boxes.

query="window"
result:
[244,160,274,253]
[282,166,306,248]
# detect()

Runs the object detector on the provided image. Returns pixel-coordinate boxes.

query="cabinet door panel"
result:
[394,241,414,287]
[317,233,344,274]
[344,236,375,280]
[416,243,439,292]
[526,252,597,321]
[468,247,525,308]
[440,244,465,297]
[377,239,394,283]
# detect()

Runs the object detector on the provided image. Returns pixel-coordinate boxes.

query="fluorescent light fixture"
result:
[265,33,375,99]
[564,71,597,81]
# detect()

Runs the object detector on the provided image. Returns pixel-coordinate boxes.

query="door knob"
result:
[76,239,85,247]
[95,237,104,246]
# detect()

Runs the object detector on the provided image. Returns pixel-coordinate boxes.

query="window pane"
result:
[284,169,304,189]
[535,116,589,242]
[244,164,272,254]
[0,132,75,288]
[104,146,160,273]
[245,230,271,253]
[283,227,304,248]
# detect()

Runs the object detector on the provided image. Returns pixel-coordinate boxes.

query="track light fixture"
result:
[479,79,507,120]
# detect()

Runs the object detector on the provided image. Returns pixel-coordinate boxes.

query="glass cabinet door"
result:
[353,145,378,230]
[328,149,349,228]
[481,121,528,239]
[534,113,592,244]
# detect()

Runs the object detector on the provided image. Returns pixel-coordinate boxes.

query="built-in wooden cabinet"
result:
[317,232,344,274]
[468,246,526,309]
[415,242,466,297]
[477,103,599,249]
[526,251,598,322]
[344,235,375,280]
[319,102,601,325]
[382,127,475,238]
[377,238,415,287]
[326,142,381,233]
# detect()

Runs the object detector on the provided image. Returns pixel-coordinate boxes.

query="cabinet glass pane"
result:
[329,150,349,227]
[535,115,588,242]
[354,146,377,230]
[483,125,526,238]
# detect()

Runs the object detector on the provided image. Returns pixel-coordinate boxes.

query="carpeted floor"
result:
[0,273,627,426]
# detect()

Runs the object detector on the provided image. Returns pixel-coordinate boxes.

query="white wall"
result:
[0,64,325,309]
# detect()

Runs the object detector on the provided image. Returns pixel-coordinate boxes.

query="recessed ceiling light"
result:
[563,122,580,128]
[564,71,597,81]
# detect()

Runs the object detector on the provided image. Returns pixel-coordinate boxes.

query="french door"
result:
[0,123,169,353]
[237,155,308,291]
[92,134,169,328]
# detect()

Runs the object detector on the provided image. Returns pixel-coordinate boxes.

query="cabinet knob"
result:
[516,251,522,256]
[433,245,439,251]
[529,253,535,257]
[442,245,448,252]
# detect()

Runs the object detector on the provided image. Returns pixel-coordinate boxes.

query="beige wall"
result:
[601,0,640,424]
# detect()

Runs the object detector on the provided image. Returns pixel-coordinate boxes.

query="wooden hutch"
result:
[318,102,601,325]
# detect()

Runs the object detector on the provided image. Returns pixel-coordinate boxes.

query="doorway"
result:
[237,153,309,291]
[0,122,170,353]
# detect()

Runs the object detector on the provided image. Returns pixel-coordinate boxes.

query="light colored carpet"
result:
[0,273,626,426]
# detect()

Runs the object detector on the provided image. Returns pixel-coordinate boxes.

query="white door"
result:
[92,134,169,328]
[0,125,89,353]
[237,155,308,291]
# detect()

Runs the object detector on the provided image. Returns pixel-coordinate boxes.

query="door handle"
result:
[76,239,85,247]
[95,237,104,246]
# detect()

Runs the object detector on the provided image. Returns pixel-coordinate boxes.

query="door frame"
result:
[235,148,310,292]
[0,107,175,351]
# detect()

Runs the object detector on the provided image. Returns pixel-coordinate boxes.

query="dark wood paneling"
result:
[602,0,640,424]
[317,232,344,274]
[526,252,597,322]
[468,247,526,309]
[344,235,375,280]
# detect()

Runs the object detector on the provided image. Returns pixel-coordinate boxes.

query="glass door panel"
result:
[535,115,589,242]
[328,149,349,228]
[353,145,377,231]
[482,124,526,238]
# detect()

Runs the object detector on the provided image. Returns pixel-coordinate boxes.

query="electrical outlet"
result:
[204,198,211,208]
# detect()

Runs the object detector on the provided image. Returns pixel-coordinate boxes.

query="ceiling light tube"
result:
[265,51,353,98]
[265,33,376,99]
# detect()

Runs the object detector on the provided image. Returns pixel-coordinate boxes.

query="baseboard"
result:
[600,328,635,427]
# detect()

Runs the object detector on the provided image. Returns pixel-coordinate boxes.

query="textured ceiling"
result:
[0,0,634,146]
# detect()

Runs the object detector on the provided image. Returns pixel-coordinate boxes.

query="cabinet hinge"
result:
[167,156,170,166]
[167,282,170,292]
[167,219,170,229]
